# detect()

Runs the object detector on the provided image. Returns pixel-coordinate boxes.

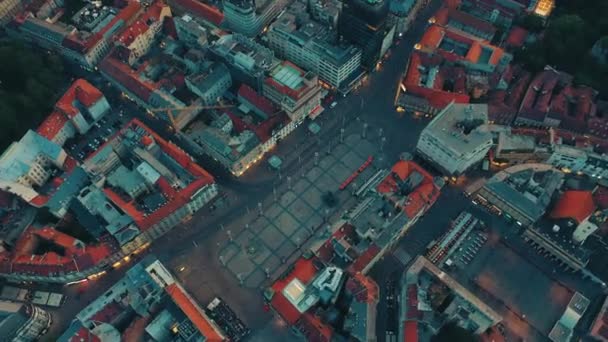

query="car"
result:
[330,101,338,108]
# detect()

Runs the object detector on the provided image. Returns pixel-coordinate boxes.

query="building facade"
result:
[263,62,323,123]
[223,0,290,37]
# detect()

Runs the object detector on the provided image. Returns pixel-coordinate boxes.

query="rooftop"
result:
[483,166,563,221]
[422,102,492,154]
[60,256,225,341]
[269,11,361,66]
[116,2,167,47]
[84,119,214,231]
[210,34,279,76]
[550,190,596,223]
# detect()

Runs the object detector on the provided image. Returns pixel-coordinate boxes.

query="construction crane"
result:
[149,104,235,131]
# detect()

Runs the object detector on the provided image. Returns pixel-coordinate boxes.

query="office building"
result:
[416,102,493,175]
[339,0,393,68]
[266,8,362,89]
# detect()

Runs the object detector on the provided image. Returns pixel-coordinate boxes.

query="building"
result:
[0,130,68,203]
[522,189,605,272]
[167,0,224,27]
[547,144,608,180]
[400,256,502,341]
[263,61,324,122]
[388,0,427,36]
[9,1,142,69]
[477,164,563,226]
[37,79,111,146]
[185,62,232,105]
[339,0,394,69]
[516,67,598,132]
[100,30,209,130]
[494,131,550,164]
[174,14,208,48]
[59,256,226,341]
[0,0,21,25]
[417,24,510,73]
[182,84,295,176]
[457,0,531,29]
[416,102,494,175]
[114,2,172,66]
[209,33,279,91]
[266,255,379,342]
[433,6,497,41]
[589,296,608,341]
[0,301,52,341]
[548,292,589,342]
[320,160,441,274]
[0,121,216,284]
[223,0,290,37]
[81,119,217,249]
[265,2,363,90]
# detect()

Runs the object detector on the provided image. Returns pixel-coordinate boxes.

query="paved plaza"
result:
[218,133,383,288]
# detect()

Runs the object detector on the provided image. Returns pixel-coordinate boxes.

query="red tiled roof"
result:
[99,120,214,230]
[419,25,444,50]
[377,161,440,218]
[348,244,380,273]
[170,0,224,26]
[550,190,596,223]
[55,79,105,118]
[67,327,102,342]
[100,54,154,102]
[270,257,319,324]
[238,84,276,117]
[117,2,165,47]
[166,283,224,341]
[37,111,70,140]
[506,26,528,48]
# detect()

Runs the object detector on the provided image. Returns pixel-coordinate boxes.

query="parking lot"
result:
[65,105,131,161]
[450,230,572,339]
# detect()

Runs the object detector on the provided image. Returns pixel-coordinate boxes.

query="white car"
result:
[330,101,337,108]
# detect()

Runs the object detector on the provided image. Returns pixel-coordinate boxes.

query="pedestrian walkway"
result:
[218,132,383,288]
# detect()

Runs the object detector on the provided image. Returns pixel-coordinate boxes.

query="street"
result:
[40,0,454,339]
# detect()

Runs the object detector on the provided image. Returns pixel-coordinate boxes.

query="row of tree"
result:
[0,41,67,150]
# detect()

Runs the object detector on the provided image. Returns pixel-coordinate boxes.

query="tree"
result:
[0,40,66,150]
[322,191,338,208]
[431,322,477,342]
[519,14,545,33]
[543,15,590,71]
